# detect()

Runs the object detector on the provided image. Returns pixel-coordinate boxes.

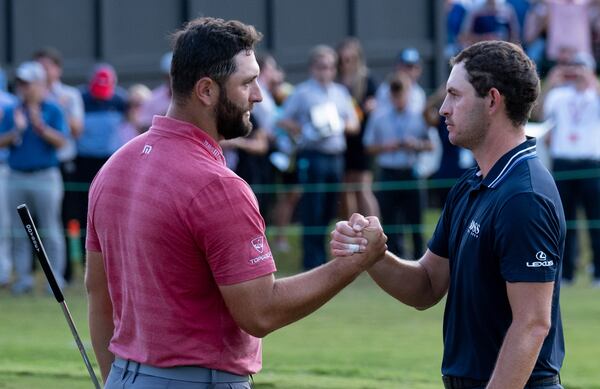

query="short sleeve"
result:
[85,177,101,252]
[428,201,451,259]
[190,177,277,286]
[495,193,562,282]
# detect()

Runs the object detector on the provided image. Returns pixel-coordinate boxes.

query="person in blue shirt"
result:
[0,61,68,294]
[332,41,565,389]
[0,66,18,287]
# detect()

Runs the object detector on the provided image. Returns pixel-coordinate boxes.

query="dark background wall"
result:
[1,0,446,92]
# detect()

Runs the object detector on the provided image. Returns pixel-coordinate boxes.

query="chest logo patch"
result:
[467,220,480,238]
[526,251,554,268]
[251,236,264,253]
[142,144,152,154]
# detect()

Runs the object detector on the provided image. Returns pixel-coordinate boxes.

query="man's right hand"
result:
[330,213,387,268]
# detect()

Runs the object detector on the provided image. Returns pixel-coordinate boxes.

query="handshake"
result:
[330,213,388,270]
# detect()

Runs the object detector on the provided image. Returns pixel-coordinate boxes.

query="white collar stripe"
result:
[488,145,537,188]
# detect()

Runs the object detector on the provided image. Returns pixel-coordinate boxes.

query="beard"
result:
[448,102,488,150]
[216,88,253,140]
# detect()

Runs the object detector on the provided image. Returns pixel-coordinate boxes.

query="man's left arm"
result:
[85,250,114,383]
[486,281,553,389]
[488,190,563,389]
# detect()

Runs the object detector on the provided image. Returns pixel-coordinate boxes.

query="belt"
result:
[442,374,560,389]
[113,357,249,383]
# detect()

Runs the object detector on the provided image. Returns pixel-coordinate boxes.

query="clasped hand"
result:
[330,213,388,267]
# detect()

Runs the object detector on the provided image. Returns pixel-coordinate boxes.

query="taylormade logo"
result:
[526,251,553,268]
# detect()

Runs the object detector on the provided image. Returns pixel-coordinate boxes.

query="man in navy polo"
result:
[332,40,565,389]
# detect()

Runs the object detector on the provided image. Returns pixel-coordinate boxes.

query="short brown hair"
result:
[170,17,262,101]
[452,41,540,126]
[33,47,63,67]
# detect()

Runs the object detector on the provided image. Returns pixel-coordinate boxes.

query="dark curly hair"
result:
[452,41,540,127]
[170,17,262,102]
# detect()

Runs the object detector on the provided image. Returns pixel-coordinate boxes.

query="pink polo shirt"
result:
[86,116,276,375]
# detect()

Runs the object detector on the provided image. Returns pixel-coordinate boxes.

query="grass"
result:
[0,211,598,388]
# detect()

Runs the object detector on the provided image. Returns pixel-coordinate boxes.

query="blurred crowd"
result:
[0,0,598,294]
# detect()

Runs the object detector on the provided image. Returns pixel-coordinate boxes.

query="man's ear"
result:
[194,77,219,106]
[488,88,503,114]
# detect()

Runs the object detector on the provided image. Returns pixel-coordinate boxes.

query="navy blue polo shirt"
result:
[429,138,565,381]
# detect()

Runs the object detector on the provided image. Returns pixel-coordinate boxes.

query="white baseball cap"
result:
[16,61,46,83]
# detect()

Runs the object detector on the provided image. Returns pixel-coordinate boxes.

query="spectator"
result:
[74,64,128,260]
[525,0,594,75]
[375,47,426,114]
[543,52,600,286]
[460,0,520,45]
[336,37,380,219]
[0,61,68,294]
[256,56,302,252]
[254,54,281,138]
[0,67,17,287]
[278,44,359,269]
[424,85,474,205]
[446,0,472,58]
[33,47,85,282]
[364,72,433,259]
[138,52,172,132]
[118,83,151,144]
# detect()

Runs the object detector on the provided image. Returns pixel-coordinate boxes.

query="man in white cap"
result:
[0,61,68,294]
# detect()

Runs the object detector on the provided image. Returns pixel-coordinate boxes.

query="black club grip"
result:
[16,204,65,303]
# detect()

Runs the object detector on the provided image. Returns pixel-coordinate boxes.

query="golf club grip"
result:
[16,204,65,303]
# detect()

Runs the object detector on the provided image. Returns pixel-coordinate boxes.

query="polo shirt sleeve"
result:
[495,192,562,283]
[192,176,277,286]
[85,176,101,252]
[428,202,451,258]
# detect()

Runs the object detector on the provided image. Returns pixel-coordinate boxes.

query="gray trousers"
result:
[0,164,11,284]
[8,167,65,290]
[105,359,251,388]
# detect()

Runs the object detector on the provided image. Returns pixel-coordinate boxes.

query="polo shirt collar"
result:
[476,137,538,189]
[150,115,226,165]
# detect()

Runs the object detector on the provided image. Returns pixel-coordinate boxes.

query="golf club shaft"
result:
[16,204,102,389]
[61,302,102,389]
